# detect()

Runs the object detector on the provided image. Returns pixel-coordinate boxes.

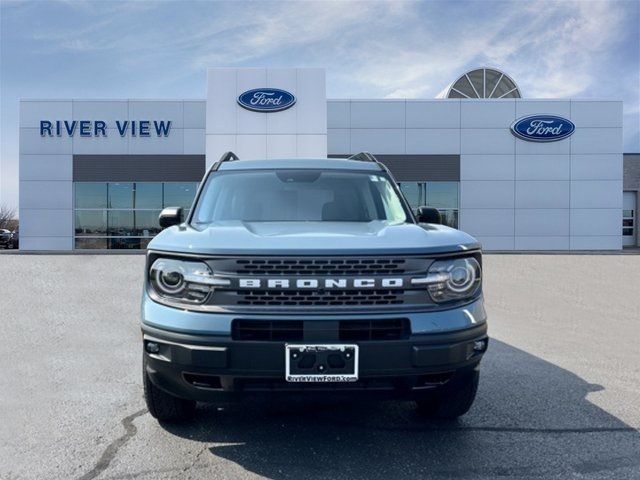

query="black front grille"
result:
[234,258,407,276]
[205,256,435,310]
[232,320,303,341]
[339,319,410,341]
[236,289,405,307]
[231,319,410,342]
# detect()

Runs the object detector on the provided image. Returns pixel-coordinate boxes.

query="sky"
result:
[1,0,639,212]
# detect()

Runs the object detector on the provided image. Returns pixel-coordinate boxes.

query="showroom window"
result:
[74,182,198,249]
[398,182,459,228]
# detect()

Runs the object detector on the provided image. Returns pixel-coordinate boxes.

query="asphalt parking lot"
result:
[1,254,639,479]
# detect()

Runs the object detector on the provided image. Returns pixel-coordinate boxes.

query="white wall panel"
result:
[296,68,326,134]
[19,236,73,251]
[20,128,72,155]
[128,101,183,128]
[206,134,236,169]
[406,129,460,154]
[571,154,623,180]
[460,155,515,181]
[461,100,515,128]
[460,181,514,208]
[461,129,514,154]
[129,130,183,154]
[327,101,350,129]
[473,236,515,250]
[571,101,623,128]
[350,101,405,129]
[206,68,236,134]
[570,236,621,250]
[297,135,327,157]
[236,134,267,159]
[20,181,72,209]
[183,101,206,129]
[183,129,206,154]
[72,101,127,124]
[516,181,569,208]
[516,155,570,180]
[267,134,297,158]
[459,209,514,236]
[570,209,621,236]
[570,180,622,208]
[515,236,570,250]
[571,128,623,154]
[515,100,571,118]
[406,100,460,128]
[327,129,350,155]
[350,129,405,154]
[515,209,569,236]
[20,100,72,128]
[19,209,72,237]
[515,137,570,155]
[20,154,72,181]
[72,129,128,155]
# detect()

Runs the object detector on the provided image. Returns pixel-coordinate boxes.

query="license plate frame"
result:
[285,344,359,382]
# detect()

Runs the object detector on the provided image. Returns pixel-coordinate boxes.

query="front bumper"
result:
[141,295,488,402]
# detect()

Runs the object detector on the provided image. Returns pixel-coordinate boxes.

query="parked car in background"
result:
[0,229,14,249]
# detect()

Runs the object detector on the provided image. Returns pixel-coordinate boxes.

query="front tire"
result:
[143,356,196,422]
[416,369,479,419]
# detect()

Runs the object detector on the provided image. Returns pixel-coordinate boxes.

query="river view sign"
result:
[40,120,172,137]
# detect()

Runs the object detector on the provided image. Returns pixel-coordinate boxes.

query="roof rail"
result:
[219,151,239,163]
[210,151,239,171]
[348,152,378,163]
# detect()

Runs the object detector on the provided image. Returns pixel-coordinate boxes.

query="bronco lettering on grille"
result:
[238,278,404,289]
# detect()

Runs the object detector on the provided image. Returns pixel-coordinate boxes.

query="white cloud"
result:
[15,1,636,102]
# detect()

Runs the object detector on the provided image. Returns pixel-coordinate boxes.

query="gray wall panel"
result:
[624,154,640,190]
[73,155,205,182]
[329,154,459,181]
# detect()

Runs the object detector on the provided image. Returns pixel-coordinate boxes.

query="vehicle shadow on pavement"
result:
[161,340,640,479]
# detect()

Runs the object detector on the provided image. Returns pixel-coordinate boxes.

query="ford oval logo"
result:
[237,88,296,112]
[511,115,575,142]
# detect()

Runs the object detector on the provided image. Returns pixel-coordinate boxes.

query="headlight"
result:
[149,258,229,304]
[412,257,481,303]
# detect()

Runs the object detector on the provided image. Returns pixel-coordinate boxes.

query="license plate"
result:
[285,344,359,382]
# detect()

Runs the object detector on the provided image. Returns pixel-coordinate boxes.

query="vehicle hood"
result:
[149,221,480,255]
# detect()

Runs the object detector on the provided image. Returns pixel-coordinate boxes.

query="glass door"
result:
[623,191,636,247]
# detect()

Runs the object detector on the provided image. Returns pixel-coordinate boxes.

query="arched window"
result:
[447,68,521,99]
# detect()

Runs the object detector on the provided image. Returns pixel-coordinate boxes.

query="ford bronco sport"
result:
[142,152,488,422]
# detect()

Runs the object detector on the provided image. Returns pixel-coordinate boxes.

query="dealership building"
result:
[18,67,639,251]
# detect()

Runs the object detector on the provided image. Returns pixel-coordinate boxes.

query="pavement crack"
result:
[77,408,147,480]
[180,443,210,475]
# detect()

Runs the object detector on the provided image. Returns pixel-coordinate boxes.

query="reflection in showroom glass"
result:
[73,182,198,249]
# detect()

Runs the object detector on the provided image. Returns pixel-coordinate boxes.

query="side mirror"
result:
[159,207,183,229]
[416,206,442,224]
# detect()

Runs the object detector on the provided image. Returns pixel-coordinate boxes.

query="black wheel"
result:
[143,356,196,422]
[416,369,479,419]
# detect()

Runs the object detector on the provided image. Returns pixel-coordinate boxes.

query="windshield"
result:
[191,169,409,224]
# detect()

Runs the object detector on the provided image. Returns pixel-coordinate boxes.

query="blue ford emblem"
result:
[511,115,575,142]
[237,88,296,112]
